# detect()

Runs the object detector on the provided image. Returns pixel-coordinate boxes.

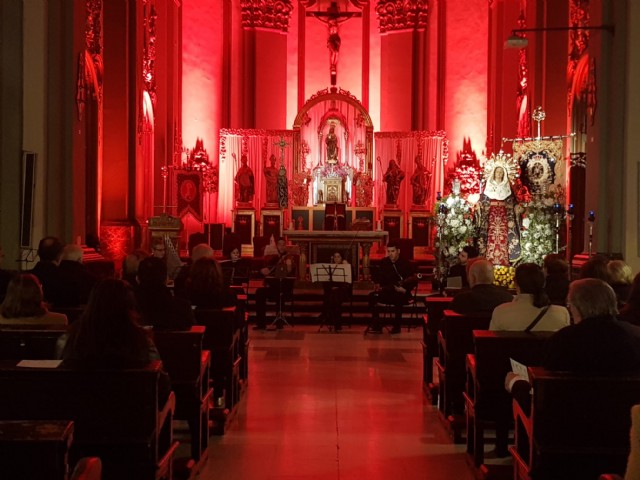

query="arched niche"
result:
[292,88,374,206]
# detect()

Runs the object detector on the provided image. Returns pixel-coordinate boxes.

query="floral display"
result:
[435,193,477,263]
[519,184,565,264]
[493,265,515,289]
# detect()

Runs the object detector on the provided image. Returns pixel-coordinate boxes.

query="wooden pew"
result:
[194,307,243,434]
[153,326,212,465]
[422,296,453,403]
[511,367,640,480]
[464,330,554,468]
[434,310,491,442]
[0,326,67,360]
[0,360,178,480]
[0,420,74,480]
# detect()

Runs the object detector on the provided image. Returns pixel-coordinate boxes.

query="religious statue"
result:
[410,156,431,206]
[292,170,313,206]
[476,152,521,266]
[353,159,373,207]
[264,154,278,205]
[382,158,405,206]
[277,164,289,208]
[234,154,255,204]
[325,125,339,163]
[327,19,340,78]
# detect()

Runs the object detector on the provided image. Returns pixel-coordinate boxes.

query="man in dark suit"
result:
[503,279,640,457]
[56,244,98,307]
[450,259,513,315]
[368,240,418,334]
[30,236,65,306]
[254,238,296,330]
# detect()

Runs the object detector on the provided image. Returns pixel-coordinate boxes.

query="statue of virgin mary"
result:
[477,152,521,265]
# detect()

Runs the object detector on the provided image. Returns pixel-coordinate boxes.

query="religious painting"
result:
[261,210,282,240]
[291,208,311,231]
[233,210,255,247]
[382,212,403,242]
[175,170,202,220]
[409,213,430,247]
[512,138,563,196]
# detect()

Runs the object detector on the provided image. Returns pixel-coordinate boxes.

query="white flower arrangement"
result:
[435,193,477,264]
[519,192,563,264]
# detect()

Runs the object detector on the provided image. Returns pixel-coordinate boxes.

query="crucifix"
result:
[307,1,362,87]
[274,136,290,165]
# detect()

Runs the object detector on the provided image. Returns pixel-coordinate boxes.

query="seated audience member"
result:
[450,259,513,315]
[219,245,252,287]
[490,263,570,331]
[448,245,479,288]
[608,259,634,308]
[501,278,640,459]
[0,274,68,326]
[368,240,418,334]
[30,236,65,305]
[579,254,610,281]
[543,253,570,305]
[0,245,16,303]
[121,249,149,287]
[320,251,352,332]
[506,278,640,403]
[60,278,164,369]
[618,272,640,326]
[173,243,214,299]
[134,257,194,331]
[254,238,296,330]
[184,257,237,310]
[56,244,98,307]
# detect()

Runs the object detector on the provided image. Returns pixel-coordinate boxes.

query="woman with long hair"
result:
[184,257,237,309]
[0,273,67,326]
[61,278,159,368]
[490,263,570,331]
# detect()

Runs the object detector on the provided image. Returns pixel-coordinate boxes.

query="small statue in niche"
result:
[383,158,405,206]
[234,154,255,203]
[410,155,431,206]
[264,154,279,205]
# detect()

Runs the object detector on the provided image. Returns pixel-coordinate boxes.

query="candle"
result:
[376,220,382,231]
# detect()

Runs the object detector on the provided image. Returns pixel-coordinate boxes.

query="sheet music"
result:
[510,358,529,382]
[310,263,352,284]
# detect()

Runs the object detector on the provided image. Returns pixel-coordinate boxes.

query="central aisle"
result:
[200,326,474,480]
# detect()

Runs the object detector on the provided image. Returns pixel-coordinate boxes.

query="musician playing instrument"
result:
[320,251,352,332]
[254,238,297,330]
[368,240,418,334]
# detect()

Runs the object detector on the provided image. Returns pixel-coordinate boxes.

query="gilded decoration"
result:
[375,0,428,33]
[143,1,158,107]
[77,0,103,121]
[241,0,293,32]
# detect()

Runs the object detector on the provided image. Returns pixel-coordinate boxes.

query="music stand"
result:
[267,262,294,329]
[311,263,352,332]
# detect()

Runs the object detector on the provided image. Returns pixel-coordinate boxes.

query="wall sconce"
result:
[504,25,614,49]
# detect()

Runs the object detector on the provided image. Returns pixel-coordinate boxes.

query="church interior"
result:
[1,0,640,479]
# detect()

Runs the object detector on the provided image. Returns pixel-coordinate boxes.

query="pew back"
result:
[512,367,640,479]
[0,360,175,479]
[0,327,67,360]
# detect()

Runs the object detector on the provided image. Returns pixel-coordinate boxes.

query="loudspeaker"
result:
[204,223,225,250]
[20,152,37,248]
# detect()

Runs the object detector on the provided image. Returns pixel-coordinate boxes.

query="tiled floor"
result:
[198,325,475,480]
